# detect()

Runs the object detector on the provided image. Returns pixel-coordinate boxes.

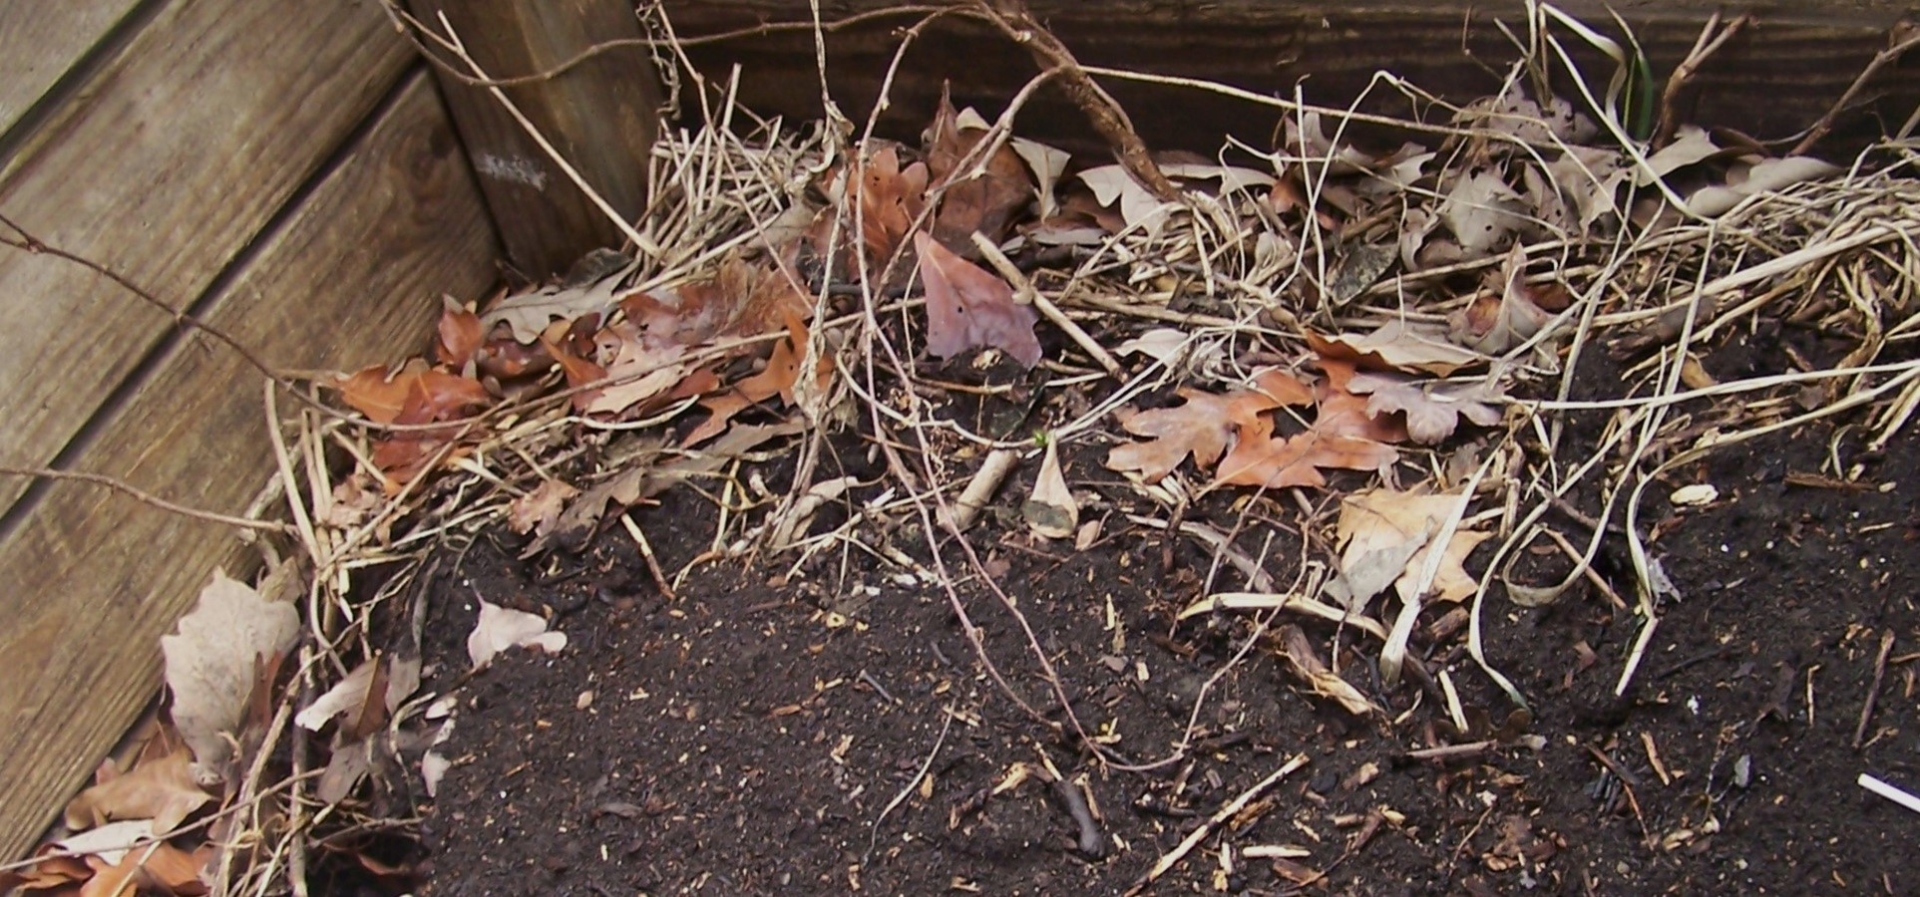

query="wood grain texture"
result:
[0,0,416,520]
[658,0,1918,159]
[406,0,661,278]
[0,72,498,863]
[0,0,142,140]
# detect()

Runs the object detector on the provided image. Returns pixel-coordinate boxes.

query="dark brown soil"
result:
[398,337,1920,896]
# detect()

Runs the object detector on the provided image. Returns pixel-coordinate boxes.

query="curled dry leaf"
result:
[1011,136,1070,219]
[1685,155,1841,218]
[1448,245,1553,354]
[467,600,567,670]
[914,231,1043,368]
[433,297,484,369]
[1023,439,1078,540]
[1275,625,1381,718]
[1307,322,1480,377]
[162,570,299,783]
[63,747,211,834]
[336,360,490,426]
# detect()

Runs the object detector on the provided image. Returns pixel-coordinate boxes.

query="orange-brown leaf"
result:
[433,302,484,368]
[1215,415,1398,490]
[1104,373,1308,482]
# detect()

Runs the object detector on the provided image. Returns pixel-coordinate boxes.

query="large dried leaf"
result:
[162,571,299,782]
[914,231,1042,368]
[79,837,209,897]
[682,316,826,447]
[1214,415,1398,490]
[1329,488,1489,612]
[63,748,211,834]
[467,600,567,670]
[924,90,1034,250]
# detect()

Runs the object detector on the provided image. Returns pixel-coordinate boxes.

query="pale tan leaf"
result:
[467,600,567,670]
[480,258,641,343]
[162,571,299,782]
[1023,439,1078,541]
[1439,169,1526,258]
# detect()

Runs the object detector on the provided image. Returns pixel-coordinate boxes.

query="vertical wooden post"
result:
[405,0,661,279]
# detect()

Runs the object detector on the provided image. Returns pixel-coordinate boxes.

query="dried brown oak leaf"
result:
[1105,369,1311,482]
[924,88,1034,252]
[914,231,1042,368]
[64,747,211,834]
[1214,416,1398,490]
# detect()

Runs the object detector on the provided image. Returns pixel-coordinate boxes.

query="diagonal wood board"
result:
[0,71,499,862]
[0,0,416,520]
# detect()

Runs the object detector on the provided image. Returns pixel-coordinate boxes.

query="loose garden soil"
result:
[394,329,1920,896]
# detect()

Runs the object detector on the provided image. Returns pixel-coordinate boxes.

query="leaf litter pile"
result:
[15,3,1920,895]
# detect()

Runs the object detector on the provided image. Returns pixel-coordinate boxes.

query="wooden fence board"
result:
[0,72,499,863]
[659,1,1917,160]
[0,0,415,519]
[406,0,662,279]
[0,0,141,140]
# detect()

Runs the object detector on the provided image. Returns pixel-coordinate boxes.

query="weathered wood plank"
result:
[658,1,1917,160]
[0,0,142,141]
[0,0,416,520]
[0,72,499,863]
[405,0,661,278]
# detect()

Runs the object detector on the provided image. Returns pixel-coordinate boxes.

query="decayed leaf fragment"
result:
[508,478,580,536]
[914,231,1043,368]
[467,600,567,670]
[162,570,300,784]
